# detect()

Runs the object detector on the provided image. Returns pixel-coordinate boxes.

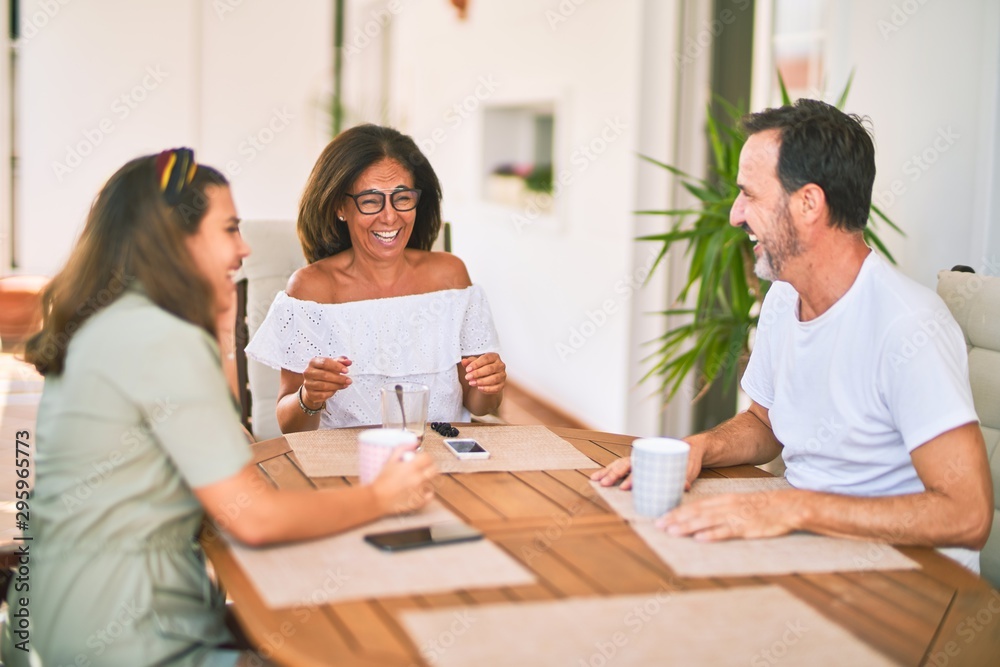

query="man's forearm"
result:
[688,408,783,469]
[792,487,988,550]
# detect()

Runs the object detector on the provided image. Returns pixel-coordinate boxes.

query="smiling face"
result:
[731,130,802,282]
[337,158,417,260]
[184,185,250,314]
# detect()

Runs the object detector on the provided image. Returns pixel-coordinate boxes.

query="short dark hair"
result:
[741,99,875,231]
[298,124,442,263]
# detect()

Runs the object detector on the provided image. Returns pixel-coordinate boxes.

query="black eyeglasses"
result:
[344,188,421,215]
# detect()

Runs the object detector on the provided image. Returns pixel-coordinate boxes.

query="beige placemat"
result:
[285,425,598,477]
[225,500,536,608]
[399,585,895,666]
[591,478,919,576]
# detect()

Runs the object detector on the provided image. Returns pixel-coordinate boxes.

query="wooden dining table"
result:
[203,426,1000,666]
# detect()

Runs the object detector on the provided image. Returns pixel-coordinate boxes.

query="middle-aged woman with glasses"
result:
[247,124,507,433]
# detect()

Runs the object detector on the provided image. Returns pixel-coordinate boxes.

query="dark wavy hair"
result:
[298,124,442,263]
[741,99,876,232]
[24,155,228,375]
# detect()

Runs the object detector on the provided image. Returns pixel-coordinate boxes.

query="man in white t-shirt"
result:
[593,99,992,572]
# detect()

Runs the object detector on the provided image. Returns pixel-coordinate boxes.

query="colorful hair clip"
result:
[155,147,197,205]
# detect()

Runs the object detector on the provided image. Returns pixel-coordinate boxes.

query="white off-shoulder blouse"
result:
[245,285,501,429]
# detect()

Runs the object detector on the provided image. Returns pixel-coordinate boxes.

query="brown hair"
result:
[298,124,442,263]
[24,154,229,375]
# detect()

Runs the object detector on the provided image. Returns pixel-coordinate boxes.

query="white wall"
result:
[367,0,693,434]
[16,0,995,435]
[820,0,1000,282]
[15,0,332,275]
[198,1,333,220]
[1,3,10,272]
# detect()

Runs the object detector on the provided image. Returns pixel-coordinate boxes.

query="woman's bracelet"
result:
[297,385,324,416]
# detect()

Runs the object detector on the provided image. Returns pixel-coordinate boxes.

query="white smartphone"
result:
[443,438,490,460]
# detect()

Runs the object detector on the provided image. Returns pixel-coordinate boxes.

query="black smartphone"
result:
[364,522,484,552]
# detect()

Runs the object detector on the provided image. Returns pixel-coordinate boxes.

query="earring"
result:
[338,216,345,221]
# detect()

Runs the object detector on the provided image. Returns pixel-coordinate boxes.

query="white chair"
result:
[937,268,1000,587]
[236,220,306,441]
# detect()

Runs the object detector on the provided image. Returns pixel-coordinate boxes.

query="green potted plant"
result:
[639,73,903,403]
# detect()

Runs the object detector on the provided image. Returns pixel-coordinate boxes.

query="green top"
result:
[2,287,250,666]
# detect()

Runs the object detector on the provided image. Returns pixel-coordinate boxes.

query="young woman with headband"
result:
[1,149,437,666]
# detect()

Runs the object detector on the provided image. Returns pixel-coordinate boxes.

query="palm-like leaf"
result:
[640,73,903,402]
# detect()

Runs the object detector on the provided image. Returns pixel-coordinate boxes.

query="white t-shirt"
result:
[246,285,501,429]
[742,251,981,571]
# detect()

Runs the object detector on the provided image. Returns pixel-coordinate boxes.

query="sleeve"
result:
[245,292,314,374]
[460,287,502,357]
[878,306,979,452]
[130,324,251,488]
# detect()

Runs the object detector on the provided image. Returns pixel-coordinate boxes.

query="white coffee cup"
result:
[630,437,690,518]
[358,429,418,485]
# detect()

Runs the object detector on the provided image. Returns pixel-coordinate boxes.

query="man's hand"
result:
[655,489,805,540]
[591,458,634,489]
[590,437,707,491]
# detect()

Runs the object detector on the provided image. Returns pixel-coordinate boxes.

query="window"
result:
[751,0,830,108]
[482,104,555,215]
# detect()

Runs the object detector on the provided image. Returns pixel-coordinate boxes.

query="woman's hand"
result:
[371,444,438,515]
[461,353,506,394]
[300,356,352,410]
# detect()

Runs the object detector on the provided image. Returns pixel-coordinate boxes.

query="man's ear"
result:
[797,183,826,225]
